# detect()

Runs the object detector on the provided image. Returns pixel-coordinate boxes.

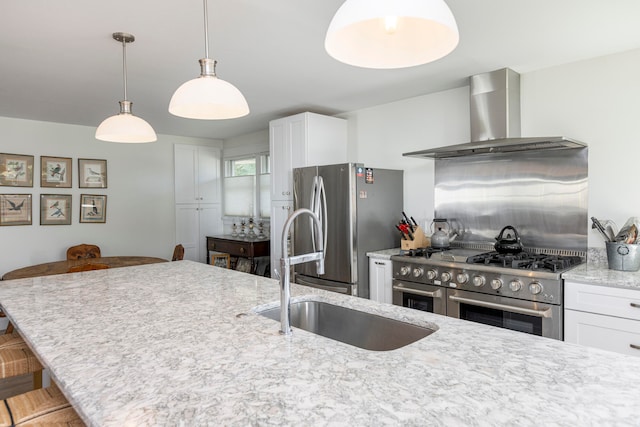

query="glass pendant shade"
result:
[169,61,249,120]
[325,0,459,69]
[169,0,249,120]
[95,32,157,143]
[95,101,157,143]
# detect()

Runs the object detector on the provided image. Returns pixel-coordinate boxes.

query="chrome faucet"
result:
[279,208,325,335]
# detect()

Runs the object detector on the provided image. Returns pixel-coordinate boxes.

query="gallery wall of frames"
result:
[0,153,108,226]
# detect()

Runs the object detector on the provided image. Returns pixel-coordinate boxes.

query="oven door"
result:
[446,289,562,340]
[392,280,446,316]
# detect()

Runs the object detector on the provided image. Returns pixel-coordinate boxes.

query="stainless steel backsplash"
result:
[435,148,588,254]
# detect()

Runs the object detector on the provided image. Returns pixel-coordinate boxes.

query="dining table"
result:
[1,256,168,281]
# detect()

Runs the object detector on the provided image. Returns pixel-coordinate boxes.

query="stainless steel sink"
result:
[258,300,435,351]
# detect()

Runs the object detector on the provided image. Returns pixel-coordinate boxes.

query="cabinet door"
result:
[174,145,199,204]
[369,258,392,303]
[174,144,221,204]
[176,204,199,262]
[270,200,293,278]
[199,204,223,263]
[270,120,293,200]
[198,146,221,204]
[565,309,640,357]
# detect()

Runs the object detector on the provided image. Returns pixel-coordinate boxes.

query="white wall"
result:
[0,117,222,276]
[340,48,640,248]
[521,48,640,248]
[339,86,470,231]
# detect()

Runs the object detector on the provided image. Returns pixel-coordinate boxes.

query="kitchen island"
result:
[0,261,638,426]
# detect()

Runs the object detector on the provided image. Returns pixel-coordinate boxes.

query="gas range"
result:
[391,248,584,305]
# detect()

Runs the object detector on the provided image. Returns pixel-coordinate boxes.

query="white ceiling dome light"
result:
[169,0,249,120]
[325,0,459,69]
[95,32,157,143]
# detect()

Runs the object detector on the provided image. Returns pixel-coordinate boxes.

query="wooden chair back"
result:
[66,244,101,260]
[67,263,109,273]
[172,244,185,261]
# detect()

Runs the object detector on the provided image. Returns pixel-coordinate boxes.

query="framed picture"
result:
[0,153,34,187]
[210,251,231,268]
[40,194,72,225]
[235,258,252,273]
[41,156,72,188]
[79,194,107,223]
[78,158,107,188]
[0,194,32,226]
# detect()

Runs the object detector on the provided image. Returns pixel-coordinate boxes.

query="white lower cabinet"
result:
[369,258,393,304]
[176,204,222,263]
[564,281,640,357]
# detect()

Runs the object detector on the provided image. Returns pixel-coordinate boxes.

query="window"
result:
[223,154,270,218]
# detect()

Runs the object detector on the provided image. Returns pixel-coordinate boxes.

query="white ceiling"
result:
[2,1,640,140]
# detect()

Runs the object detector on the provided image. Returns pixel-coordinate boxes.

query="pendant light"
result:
[169,0,249,120]
[95,32,157,143]
[325,0,459,69]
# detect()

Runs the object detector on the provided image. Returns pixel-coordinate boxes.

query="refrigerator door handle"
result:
[309,176,319,251]
[318,176,328,255]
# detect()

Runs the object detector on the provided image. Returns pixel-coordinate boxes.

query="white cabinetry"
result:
[269,112,347,271]
[565,281,640,357]
[369,257,393,304]
[174,144,220,204]
[174,144,223,263]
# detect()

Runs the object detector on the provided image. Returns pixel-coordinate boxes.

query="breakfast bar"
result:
[0,261,638,425]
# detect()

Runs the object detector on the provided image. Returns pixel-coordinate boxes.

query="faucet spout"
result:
[279,208,325,335]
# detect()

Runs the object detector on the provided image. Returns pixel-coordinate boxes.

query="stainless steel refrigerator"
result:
[293,163,403,298]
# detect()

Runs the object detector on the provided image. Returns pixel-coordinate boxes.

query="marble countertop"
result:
[0,261,639,426]
[562,248,640,291]
[366,248,400,260]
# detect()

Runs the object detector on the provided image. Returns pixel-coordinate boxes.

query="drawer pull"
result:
[240,247,246,254]
[630,344,640,351]
[631,302,640,309]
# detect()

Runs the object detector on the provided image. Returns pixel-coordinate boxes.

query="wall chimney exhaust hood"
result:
[403,68,586,159]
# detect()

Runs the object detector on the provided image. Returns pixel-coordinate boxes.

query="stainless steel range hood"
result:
[404,68,586,159]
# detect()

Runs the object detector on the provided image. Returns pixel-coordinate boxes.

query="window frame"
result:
[222,152,270,219]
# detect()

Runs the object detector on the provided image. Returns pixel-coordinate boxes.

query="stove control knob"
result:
[456,273,469,284]
[441,272,452,282]
[509,279,523,292]
[472,275,485,287]
[490,279,502,290]
[400,266,410,276]
[529,281,543,295]
[426,269,437,280]
[413,268,424,278]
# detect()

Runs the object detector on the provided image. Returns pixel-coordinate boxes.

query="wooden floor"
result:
[0,372,33,400]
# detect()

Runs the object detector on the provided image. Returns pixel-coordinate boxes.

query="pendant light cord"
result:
[203,0,210,59]
[121,37,128,101]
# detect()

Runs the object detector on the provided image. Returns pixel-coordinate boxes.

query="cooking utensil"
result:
[590,217,613,242]
[402,212,414,231]
[494,225,523,254]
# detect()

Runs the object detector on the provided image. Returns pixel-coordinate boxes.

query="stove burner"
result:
[466,251,583,273]
[402,247,448,258]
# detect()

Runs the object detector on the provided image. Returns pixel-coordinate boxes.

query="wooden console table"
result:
[206,235,270,275]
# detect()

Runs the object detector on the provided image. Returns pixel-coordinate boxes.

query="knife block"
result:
[401,226,430,250]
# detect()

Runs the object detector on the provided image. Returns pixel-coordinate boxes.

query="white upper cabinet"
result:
[174,144,221,204]
[269,112,347,201]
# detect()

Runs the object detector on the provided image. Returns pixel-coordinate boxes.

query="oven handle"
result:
[448,295,552,318]
[392,284,442,299]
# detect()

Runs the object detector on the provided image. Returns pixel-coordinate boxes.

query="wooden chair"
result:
[66,244,101,260]
[67,263,109,273]
[172,244,185,261]
[0,334,43,390]
[0,382,82,426]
